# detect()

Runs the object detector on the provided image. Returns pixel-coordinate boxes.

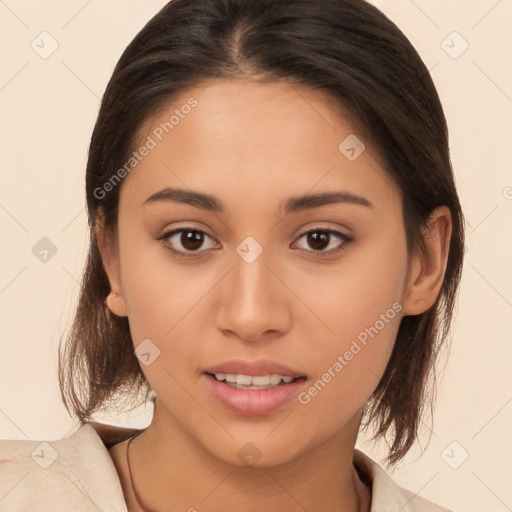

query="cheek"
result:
[292,230,407,409]
[294,305,402,433]
[117,227,205,338]
[116,233,222,390]
[297,229,407,340]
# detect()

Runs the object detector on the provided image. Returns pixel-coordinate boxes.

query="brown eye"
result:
[160,228,218,256]
[180,230,206,251]
[306,231,330,251]
[294,229,352,256]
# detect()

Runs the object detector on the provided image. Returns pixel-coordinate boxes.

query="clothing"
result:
[0,423,455,511]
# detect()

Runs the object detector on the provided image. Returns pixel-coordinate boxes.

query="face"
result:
[101,78,418,466]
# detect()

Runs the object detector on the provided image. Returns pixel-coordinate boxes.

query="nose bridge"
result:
[231,236,277,311]
[215,236,291,340]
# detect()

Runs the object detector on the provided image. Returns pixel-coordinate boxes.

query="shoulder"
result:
[353,449,459,512]
[0,422,139,512]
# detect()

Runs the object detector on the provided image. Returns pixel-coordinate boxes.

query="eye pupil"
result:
[308,231,329,251]
[182,230,204,250]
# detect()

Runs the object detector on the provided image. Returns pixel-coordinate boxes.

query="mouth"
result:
[205,372,307,390]
[202,363,308,416]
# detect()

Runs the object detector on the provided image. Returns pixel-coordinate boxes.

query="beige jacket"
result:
[0,423,455,511]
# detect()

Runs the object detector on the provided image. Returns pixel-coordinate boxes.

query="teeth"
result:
[213,373,296,387]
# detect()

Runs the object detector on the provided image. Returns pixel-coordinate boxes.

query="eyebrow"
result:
[143,187,373,214]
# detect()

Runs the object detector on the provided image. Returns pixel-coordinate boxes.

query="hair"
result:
[58,0,465,466]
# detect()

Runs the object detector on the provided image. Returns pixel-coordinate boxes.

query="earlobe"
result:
[104,291,127,317]
[402,206,452,316]
[95,211,128,317]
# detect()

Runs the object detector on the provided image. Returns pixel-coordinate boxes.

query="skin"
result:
[97,78,452,512]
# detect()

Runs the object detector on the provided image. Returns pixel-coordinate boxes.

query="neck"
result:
[125,399,369,512]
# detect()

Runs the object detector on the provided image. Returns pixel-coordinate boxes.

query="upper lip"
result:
[203,359,306,378]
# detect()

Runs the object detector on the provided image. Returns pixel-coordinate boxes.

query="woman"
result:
[0,0,464,510]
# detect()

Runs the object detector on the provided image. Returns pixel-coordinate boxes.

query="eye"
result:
[157,226,353,258]
[293,228,353,256]
[158,228,218,256]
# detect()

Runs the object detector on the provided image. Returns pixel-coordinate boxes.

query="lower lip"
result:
[204,373,307,416]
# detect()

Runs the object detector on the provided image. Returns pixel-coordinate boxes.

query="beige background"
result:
[1,1,511,511]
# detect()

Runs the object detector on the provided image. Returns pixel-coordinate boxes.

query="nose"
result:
[214,244,292,344]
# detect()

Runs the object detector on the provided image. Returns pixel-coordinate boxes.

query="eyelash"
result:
[157,227,353,258]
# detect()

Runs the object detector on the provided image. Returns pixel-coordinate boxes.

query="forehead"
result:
[119,78,399,214]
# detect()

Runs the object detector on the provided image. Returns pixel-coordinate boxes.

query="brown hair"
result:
[58,0,465,466]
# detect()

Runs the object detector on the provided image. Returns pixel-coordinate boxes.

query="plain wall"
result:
[1,1,511,511]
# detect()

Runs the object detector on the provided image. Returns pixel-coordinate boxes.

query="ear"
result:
[95,210,128,317]
[402,206,452,316]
